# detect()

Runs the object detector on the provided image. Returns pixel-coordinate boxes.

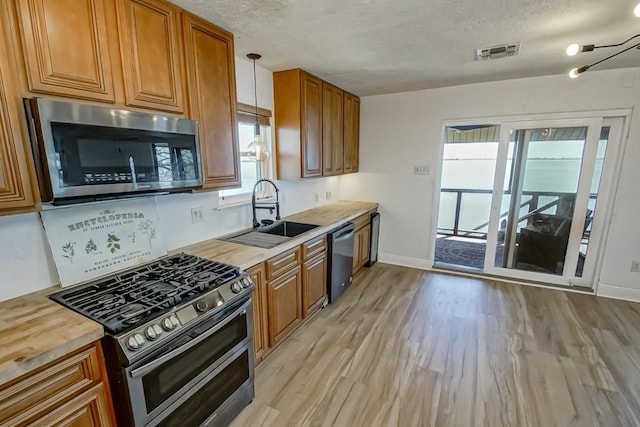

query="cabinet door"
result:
[322,83,343,176]
[247,263,268,364]
[343,92,360,173]
[16,0,116,102]
[267,266,303,346]
[359,224,371,269]
[302,252,327,318]
[353,228,361,272]
[301,72,323,178]
[0,6,37,213]
[182,13,240,189]
[29,383,113,427]
[116,0,184,113]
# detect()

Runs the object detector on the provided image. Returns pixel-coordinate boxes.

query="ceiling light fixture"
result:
[566,34,640,78]
[635,2,640,17]
[246,53,268,162]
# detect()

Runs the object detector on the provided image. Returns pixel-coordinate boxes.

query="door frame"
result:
[430,108,632,291]
[483,117,603,287]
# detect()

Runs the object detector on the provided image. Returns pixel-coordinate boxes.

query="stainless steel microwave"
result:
[25,98,203,204]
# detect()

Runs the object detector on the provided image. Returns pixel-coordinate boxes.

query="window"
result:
[219,105,272,204]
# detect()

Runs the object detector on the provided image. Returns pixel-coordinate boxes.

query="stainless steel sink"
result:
[255,221,318,238]
[220,221,319,248]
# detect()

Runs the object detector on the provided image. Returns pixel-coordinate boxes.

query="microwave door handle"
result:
[129,156,136,184]
[129,298,251,378]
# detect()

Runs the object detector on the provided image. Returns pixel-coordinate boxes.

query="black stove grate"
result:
[49,253,241,334]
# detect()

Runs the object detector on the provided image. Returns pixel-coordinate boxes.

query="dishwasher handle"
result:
[333,223,355,241]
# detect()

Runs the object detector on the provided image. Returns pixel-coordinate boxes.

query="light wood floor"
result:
[230,263,640,427]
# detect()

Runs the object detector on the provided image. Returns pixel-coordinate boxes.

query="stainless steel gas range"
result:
[50,253,255,427]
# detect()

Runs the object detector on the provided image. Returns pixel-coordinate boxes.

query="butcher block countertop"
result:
[0,200,376,387]
[0,289,103,386]
[180,200,378,270]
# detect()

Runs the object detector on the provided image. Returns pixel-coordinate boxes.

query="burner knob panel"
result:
[145,325,162,340]
[196,301,209,312]
[127,334,145,351]
[231,282,242,293]
[162,316,179,331]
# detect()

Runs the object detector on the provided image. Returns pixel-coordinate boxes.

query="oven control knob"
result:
[127,334,145,350]
[241,278,251,289]
[162,316,178,331]
[145,326,159,340]
[231,282,242,294]
[195,300,209,312]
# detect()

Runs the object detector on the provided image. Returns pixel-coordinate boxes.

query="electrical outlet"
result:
[631,261,640,272]
[326,191,332,200]
[414,165,430,175]
[191,207,204,223]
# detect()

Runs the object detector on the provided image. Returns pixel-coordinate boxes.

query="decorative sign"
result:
[41,198,167,287]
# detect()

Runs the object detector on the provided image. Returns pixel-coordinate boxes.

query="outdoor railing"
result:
[437,188,596,239]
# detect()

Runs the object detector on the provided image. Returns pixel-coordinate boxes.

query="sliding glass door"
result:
[482,117,619,287]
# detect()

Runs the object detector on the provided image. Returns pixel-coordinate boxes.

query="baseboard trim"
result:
[597,283,640,303]
[378,253,432,270]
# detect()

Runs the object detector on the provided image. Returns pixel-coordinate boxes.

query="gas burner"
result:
[119,303,149,324]
[158,254,199,271]
[132,271,162,284]
[97,293,126,309]
[149,282,179,298]
[193,271,217,285]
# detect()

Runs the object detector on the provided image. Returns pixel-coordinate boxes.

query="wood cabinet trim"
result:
[302,251,327,318]
[302,235,326,260]
[247,263,268,364]
[16,0,117,102]
[267,266,303,346]
[116,0,185,113]
[0,345,102,425]
[182,11,240,189]
[0,1,38,213]
[300,71,323,178]
[265,246,302,280]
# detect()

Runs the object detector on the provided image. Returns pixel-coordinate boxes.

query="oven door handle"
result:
[129,298,251,379]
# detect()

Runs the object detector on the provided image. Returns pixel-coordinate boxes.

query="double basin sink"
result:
[222,221,319,249]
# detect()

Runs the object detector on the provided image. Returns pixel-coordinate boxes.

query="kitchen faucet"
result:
[252,179,280,228]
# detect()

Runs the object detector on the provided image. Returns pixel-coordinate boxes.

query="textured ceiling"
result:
[169,0,640,95]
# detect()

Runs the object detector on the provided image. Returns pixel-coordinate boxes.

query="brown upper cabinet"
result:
[116,0,185,113]
[0,2,38,214]
[343,92,360,174]
[182,12,240,189]
[274,69,359,180]
[15,0,117,103]
[273,69,323,180]
[322,82,344,176]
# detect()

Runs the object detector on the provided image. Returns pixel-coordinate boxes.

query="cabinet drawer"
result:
[266,246,302,280]
[302,236,326,260]
[0,346,101,425]
[352,213,370,231]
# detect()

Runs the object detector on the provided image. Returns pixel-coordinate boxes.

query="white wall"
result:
[0,56,340,301]
[340,67,640,298]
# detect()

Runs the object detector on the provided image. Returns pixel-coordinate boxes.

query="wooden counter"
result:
[179,200,378,269]
[0,289,103,385]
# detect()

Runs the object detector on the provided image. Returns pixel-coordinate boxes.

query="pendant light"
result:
[247,53,268,162]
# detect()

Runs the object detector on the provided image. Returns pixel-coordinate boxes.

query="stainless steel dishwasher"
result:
[327,222,355,304]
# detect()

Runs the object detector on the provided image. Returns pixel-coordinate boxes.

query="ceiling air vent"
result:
[475,43,520,60]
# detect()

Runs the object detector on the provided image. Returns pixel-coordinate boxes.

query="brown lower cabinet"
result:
[302,251,327,318]
[0,342,115,426]
[251,236,328,363]
[247,263,268,364]
[267,265,303,346]
[353,214,372,276]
